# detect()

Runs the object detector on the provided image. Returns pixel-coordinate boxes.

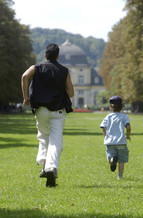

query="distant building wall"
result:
[59,39,105,108]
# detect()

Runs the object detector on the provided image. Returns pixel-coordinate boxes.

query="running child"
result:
[100,96,131,180]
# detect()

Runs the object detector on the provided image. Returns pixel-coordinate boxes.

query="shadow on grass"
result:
[0,143,37,149]
[0,209,140,218]
[0,114,36,135]
[0,124,36,134]
[0,121,101,136]
[75,183,143,189]
[0,136,37,149]
[63,131,102,136]
[1,114,143,137]
[131,133,143,135]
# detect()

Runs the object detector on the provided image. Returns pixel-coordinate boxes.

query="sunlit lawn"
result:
[0,112,143,218]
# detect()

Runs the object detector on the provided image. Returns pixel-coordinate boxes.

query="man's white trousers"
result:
[35,107,66,172]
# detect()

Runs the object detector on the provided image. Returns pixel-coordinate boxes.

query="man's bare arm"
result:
[65,72,74,97]
[21,65,35,106]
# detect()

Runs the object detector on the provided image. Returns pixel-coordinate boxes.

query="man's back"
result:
[29,61,68,111]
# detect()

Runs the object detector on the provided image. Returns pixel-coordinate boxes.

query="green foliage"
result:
[0,112,143,217]
[99,0,143,112]
[30,28,105,66]
[87,91,109,111]
[0,0,36,104]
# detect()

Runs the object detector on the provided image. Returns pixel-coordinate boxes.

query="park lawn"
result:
[0,112,143,218]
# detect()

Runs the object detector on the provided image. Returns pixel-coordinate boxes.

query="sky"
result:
[12,0,126,41]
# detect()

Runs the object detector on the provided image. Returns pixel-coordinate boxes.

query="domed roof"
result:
[59,39,88,65]
[59,39,86,56]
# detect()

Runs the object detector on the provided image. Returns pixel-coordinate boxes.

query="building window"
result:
[78,98,84,107]
[95,77,99,84]
[78,90,84,94]
[78,75,84,84]
[80,68,83,72]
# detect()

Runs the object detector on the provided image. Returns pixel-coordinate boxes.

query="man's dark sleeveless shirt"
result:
[29,60,68,111]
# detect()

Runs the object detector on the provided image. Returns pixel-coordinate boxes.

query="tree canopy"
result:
[99,0,143,112]
[0,0,35,106]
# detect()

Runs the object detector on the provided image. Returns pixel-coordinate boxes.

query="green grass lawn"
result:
[0,112,143,218]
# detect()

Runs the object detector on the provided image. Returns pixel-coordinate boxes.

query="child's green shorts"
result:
[106,144,129,162]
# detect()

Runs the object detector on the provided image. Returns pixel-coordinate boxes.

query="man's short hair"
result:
[45,43,59,61]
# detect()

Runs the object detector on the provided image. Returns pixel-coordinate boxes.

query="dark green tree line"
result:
[100,0,143,112]
[0,0,35,107]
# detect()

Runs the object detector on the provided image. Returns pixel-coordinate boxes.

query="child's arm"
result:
[102,127,106,137]
[125,123,131,140]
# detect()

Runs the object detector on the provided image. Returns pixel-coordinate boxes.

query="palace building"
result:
[58,39,105,108]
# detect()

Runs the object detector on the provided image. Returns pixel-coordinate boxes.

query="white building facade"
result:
[59,39,105,108]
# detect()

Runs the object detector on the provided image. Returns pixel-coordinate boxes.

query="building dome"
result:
[60,39,85,56]
[59,39,88,65]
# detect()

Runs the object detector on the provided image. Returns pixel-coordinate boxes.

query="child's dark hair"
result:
[45,43,59,61]
[110,103,123,112]
[109,96,123,112]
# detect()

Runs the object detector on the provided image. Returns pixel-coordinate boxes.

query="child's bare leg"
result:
[118,162,124,179]
[119,162,124,174]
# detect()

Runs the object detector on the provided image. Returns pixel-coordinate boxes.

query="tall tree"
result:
[124,0,143,111]
[100,0,143,112]
[0,0,35,106]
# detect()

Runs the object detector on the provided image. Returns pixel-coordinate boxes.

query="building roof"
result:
[60,39,86,56]
[59,39,88,65]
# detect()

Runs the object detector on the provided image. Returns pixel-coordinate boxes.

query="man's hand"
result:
[23,97,30,106]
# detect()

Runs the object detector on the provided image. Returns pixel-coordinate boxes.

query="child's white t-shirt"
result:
[100,112,130,145]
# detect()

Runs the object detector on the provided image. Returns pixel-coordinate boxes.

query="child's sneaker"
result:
[117,174,122,180]
[110,156,118,172]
